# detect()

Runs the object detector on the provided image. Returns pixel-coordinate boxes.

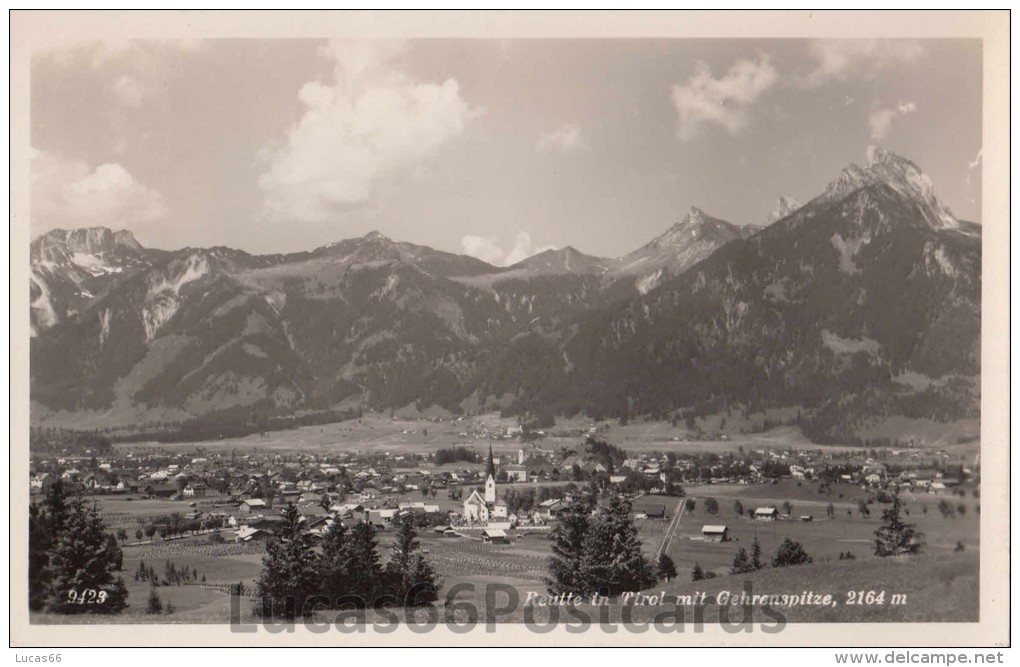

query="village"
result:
[27,418,975,550]
[28,412,981,622]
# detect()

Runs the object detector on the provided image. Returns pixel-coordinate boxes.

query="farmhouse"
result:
[754,507,779,521]
[145,482,178,499]
[645,505,667,520]
[235,526,268,543]
[481,528,509,544]
[239,498,267,515]
[701,525,730,542]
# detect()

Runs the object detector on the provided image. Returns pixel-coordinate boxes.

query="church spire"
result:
[486,440,496,480]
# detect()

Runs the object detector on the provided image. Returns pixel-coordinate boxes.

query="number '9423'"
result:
[67,589,108,604]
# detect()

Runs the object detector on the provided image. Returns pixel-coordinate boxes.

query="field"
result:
[113,413,934,459]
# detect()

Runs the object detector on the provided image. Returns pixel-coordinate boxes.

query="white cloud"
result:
[503,232,557,266]
[805,40,924,86]
[966,148,983,187]
[968,148,983,171]
[460,235,506,265]
[31,149,167,234]
[460,231,557,267]
[670,55,778,141]
[258,40,478,223]
[536,124,586,153]
[868,100,917,139]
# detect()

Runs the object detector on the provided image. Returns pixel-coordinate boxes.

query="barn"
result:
[481,528,509,544]
[701,525,730,542]
[753,507,779,521]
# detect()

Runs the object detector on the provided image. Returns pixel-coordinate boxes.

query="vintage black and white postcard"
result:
[9,10,1010,649]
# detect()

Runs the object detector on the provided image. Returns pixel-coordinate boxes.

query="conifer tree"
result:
[874,492,923,556]
[750,536,765,571]
[384,516,440,606]
[146,584,163,614]
[317,519,352,602]
[657,553,677,582]
[691,562,705,582]
[546,500,591,595]
[344,521,384,606]
[254,502,317,619]
[578,494,655,595]
[47,495,128,614]
[730,547,753,575]
[772,538,813,568]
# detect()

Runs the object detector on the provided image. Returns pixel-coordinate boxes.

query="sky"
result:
[30,38,983,264]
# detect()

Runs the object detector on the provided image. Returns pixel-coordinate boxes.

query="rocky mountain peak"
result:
[31,227,145,263]
[817,146,967,234]
[767,195,803,225]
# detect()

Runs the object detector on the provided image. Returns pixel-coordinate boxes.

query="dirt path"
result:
[657,496,689,559]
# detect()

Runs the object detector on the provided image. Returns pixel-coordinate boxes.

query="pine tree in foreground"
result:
[545,501,591,595]
[691,562,705,582]
[730,547,753,575]
[254,503,318,619]
[749,536,766,571]
[657,553,677,582]
[46,494,128,614]
[772,538,813,568]
[874,492,923,557]
[578,494,656,595]
[385,516,440,606]
[146,584,163,615]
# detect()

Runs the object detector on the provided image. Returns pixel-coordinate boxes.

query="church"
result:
[462,443,508,523]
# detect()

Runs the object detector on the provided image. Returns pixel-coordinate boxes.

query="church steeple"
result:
[485,440,496,481]
[484,440,497,503]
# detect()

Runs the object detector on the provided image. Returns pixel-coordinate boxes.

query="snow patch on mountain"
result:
[30,273,57,336]
[142,254,210,339]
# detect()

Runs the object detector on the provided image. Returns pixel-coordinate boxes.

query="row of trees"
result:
[254,504,440,619]
[29,480,128,614]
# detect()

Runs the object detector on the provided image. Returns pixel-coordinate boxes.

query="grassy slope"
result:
[645,552,979,623]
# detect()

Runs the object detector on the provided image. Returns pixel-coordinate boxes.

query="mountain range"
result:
[29,147,981,444]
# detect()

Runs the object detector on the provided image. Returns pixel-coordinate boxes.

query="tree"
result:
[874,493,923,557]
[733,500,744,517]
[344,522,385,605]
[771,538,813,568]
[781,500,793,516]
[116,528,128,543]
[385,516,439,606]
[254,503,318,618]
[46,494,128,614]
[749,536,765,571]
[578,494,656,595]
[826,502,835,518]
[146,584,163,614]
[317,519,351,602]
[704,497,719,516]
[29,503,54,611]
[730,547,753,575]
[657,553,677,582]
[545,501,590,595]
[691,562,705,582]
[684,499,696,515]
[135,529,143,541]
